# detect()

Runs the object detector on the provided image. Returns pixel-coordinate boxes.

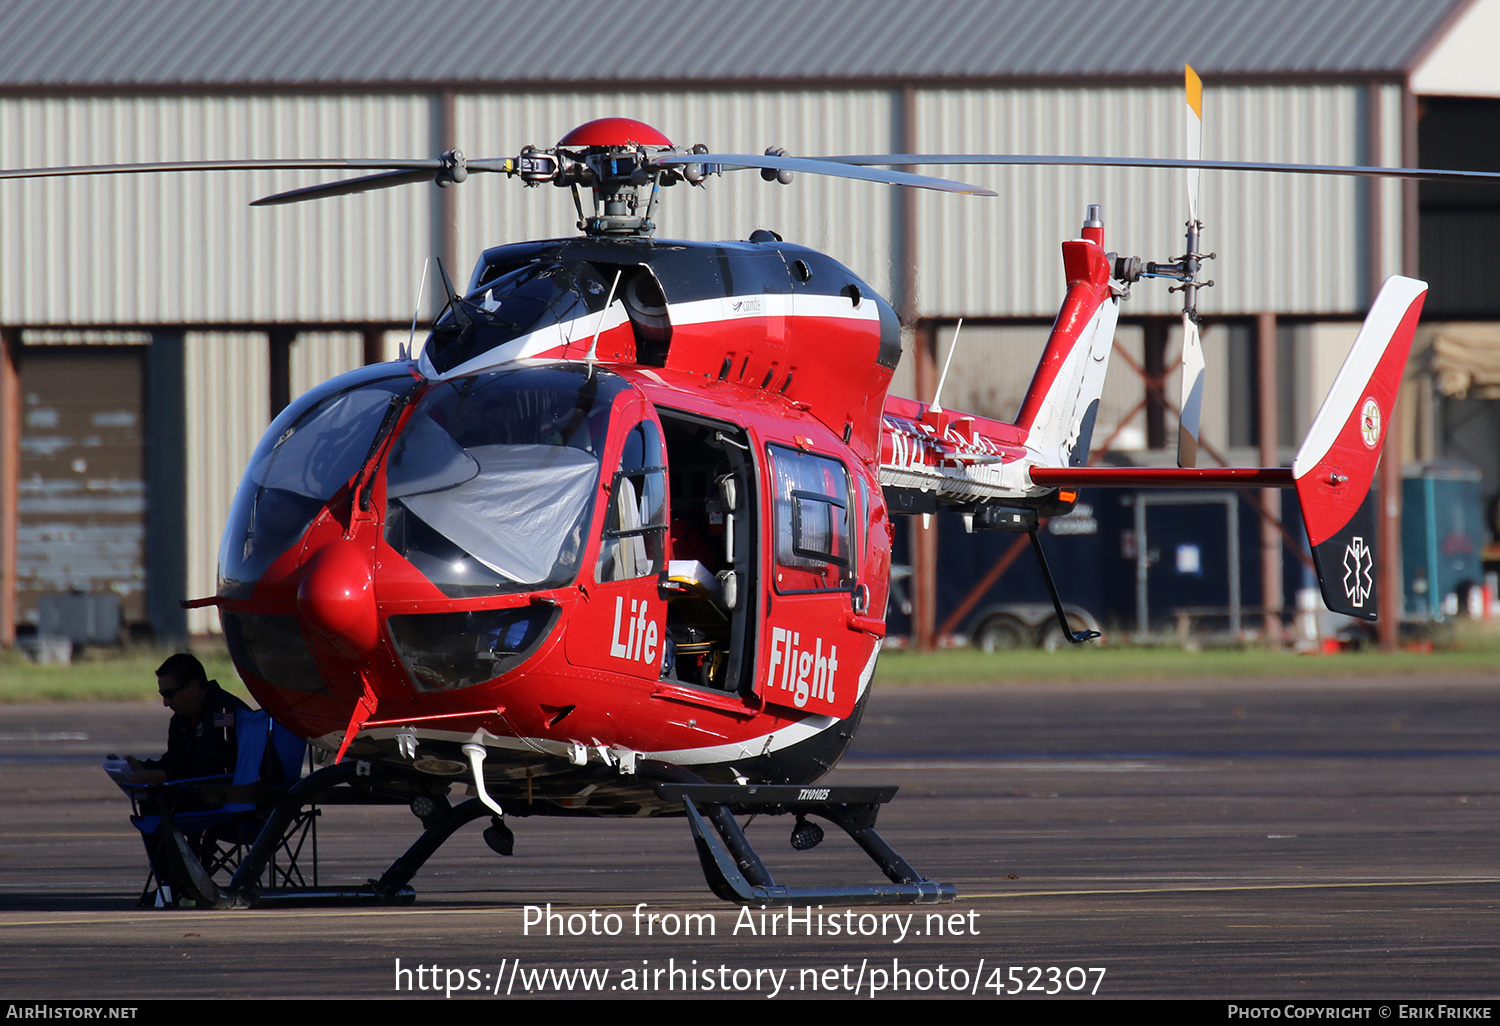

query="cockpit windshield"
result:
[219,364,418,598]
[384,363,628,597]
[424,261,610,374]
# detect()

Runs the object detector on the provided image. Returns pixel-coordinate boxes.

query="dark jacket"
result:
[143,682,252,781]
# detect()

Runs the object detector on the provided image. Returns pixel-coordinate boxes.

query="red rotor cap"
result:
[558,117,672,148]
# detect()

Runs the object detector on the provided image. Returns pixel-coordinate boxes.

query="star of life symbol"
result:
[1360,398,1381,449]
[1342,535,1373,608]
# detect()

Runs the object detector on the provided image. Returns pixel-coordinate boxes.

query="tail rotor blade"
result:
[1177,313,1205,468]
[1176,65,1207,469]
[1185,64,1203,223]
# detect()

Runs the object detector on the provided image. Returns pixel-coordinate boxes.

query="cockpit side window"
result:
[218,366,416,598]
[769,445,855,593]
[596,419,667,582]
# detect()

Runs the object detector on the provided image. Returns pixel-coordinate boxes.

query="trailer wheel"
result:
[973,614,1027,652]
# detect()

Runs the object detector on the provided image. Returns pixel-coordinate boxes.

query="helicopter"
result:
[5,73,1484,909]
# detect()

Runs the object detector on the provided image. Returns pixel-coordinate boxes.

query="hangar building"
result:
[1,0,1497,645]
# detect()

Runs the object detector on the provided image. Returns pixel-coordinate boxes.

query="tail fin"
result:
[1292,276,1427,619]
[1017,214,1119,468]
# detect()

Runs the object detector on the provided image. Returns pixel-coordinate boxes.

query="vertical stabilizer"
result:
[1016,209,1119,469]
[1292,276,1427,619]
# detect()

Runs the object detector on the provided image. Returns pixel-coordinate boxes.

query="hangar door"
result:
[18,347,146,631]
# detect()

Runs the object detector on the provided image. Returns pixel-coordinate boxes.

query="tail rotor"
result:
[1174,65,1211,468]
[1131,66,1215,465]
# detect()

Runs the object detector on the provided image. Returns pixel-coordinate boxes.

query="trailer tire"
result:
[973,614,1027,652]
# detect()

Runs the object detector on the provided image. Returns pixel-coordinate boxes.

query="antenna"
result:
[434,258,467,328]
[929,317,964,414]
[403,257,430,361]
[586,269,624,370]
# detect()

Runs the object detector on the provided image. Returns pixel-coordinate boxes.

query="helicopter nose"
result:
[297,541,380,657]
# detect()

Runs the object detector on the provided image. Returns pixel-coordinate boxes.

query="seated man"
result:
[128,653,249,785]
[126,653,251,905]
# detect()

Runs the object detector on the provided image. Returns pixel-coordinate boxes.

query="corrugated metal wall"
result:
[0,94,431,324]
[289,331,362,400]
[3,82,1398,327]
[913,82,1405,317]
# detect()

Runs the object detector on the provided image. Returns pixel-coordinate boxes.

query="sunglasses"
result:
[158,683,189,699]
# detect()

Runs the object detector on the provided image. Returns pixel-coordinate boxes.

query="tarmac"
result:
[1,674,1498,999]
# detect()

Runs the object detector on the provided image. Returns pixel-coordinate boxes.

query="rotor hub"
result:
[557,117,673,149]
[553,120,677,238]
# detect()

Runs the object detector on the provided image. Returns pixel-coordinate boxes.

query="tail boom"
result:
[1027,276,1426,622]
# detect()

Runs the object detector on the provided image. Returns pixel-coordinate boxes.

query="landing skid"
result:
[654,783,956,906]
[154,763,951,909]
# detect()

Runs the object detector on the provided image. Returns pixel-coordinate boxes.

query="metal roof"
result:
[0,0,1469,90]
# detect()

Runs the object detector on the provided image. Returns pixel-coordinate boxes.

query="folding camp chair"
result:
[129,708,314,907]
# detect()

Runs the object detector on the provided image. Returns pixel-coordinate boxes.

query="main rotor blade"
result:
[252,168,435,206]
[820,153,1500,185]
[0,157,448,181]
[652,153,995,195]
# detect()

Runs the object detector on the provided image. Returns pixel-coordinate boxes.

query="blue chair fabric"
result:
[129,708,311,906]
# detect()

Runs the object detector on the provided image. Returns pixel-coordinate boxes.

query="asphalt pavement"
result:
[1,674,1497,1000]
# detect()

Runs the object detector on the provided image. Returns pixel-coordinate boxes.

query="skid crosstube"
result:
[653,783,956,907]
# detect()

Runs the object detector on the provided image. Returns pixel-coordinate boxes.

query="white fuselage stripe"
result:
[418,305,630,380]
[414,292,876,380]
[1292,276,1426,478]
[668,292,880,327]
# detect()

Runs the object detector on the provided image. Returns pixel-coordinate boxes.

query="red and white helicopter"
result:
[6,70,1483,908]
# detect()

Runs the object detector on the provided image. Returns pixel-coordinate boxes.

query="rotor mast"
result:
[520,117,702,238]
